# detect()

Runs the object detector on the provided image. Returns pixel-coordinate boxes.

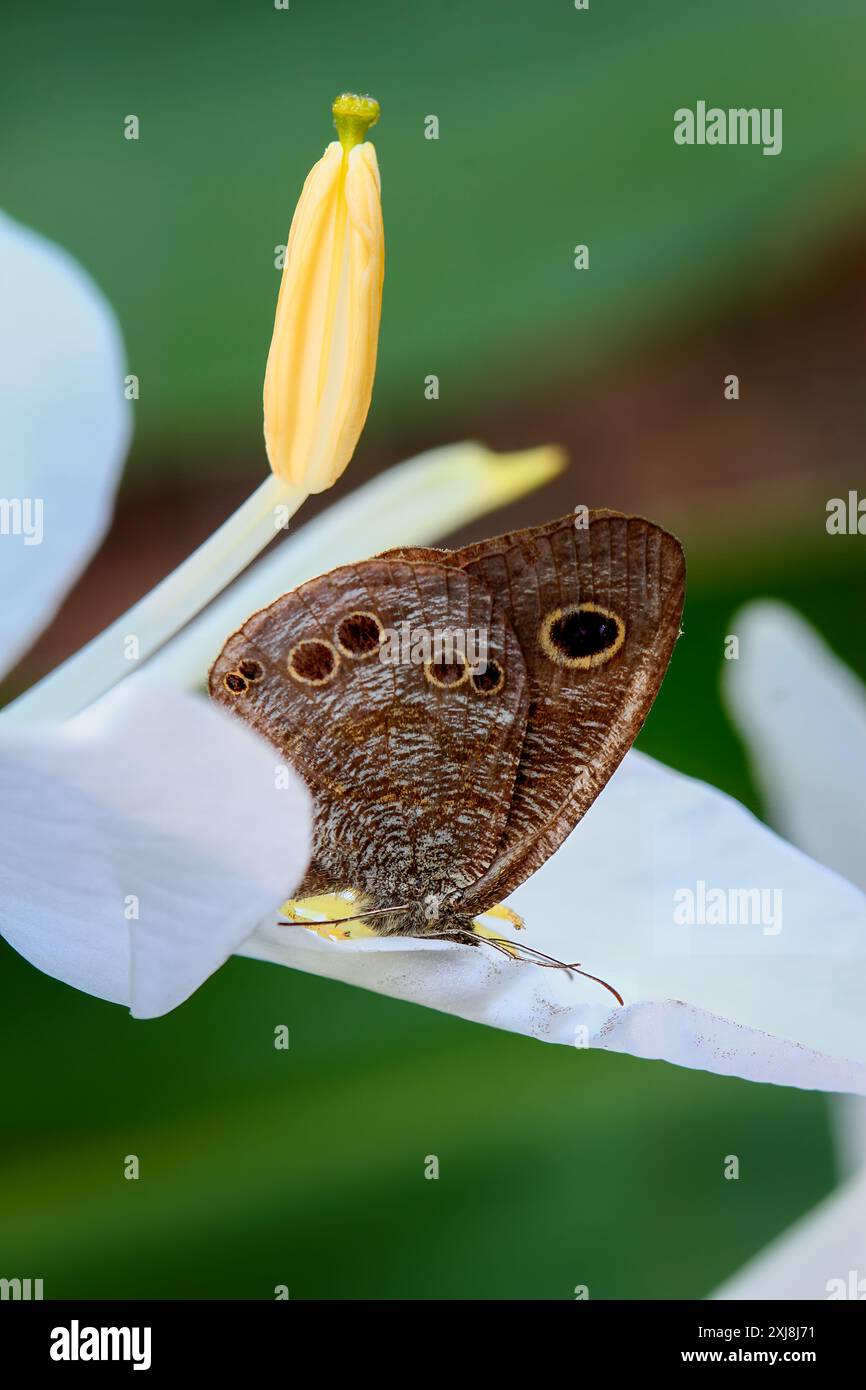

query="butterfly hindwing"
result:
[209,557,529,912]
[455,512,684,908]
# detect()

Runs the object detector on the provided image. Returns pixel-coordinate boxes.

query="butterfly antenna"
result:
[471,932,624,1007]
[278,904,411,928]
[278,915,624,1005]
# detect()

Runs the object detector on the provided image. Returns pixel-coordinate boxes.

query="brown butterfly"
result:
[209,511,684,989]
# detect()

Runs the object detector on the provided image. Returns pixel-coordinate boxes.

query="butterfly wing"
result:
[209,557,529,911]
[385,512,685,910]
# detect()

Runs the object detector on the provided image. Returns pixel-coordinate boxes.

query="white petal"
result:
[240,752,866,1093]
[0,684,310,1017]
[0,213,130,679]
[724,602,866,1168]
[723,600,866,889]
[712,1168,866,1300]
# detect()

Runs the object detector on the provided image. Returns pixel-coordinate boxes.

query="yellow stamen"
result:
[332,93,380,152]
[263,94,384,494]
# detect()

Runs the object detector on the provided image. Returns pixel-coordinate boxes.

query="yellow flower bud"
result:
[263,94,384,494]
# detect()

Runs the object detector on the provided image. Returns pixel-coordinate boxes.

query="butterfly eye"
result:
[470,660,505,695]
[539,603,625,669]
[335,610,384,659]
[237,658,263,682]
[223,671,248,694]
[424,654,468,690]
[288,639,340,686]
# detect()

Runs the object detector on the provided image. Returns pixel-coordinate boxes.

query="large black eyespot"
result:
[539,603,625,669]
[335,610,384,659]
[223,671,248,694]
[288,639,339,686]
[471,660,505,695]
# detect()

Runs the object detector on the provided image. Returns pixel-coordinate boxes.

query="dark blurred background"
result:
[1,0,865,1298]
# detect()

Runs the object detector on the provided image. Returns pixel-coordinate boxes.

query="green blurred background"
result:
[2,0,866,1298]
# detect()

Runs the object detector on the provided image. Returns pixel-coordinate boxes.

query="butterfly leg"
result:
[470,902,526,954]
[471,920,520,958]
[479,903,525,931]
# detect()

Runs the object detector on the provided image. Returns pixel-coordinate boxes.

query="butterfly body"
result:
[210,512,685,942]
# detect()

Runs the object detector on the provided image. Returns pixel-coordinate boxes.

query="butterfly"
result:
[209,511,685,995]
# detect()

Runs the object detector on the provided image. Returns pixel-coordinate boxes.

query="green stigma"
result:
[332,93,380,152]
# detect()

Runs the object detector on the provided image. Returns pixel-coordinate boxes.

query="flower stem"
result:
[2,474,304,726]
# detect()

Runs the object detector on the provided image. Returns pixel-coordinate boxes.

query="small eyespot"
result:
[288,639,339,686]
[335,610,384,659]
[424,654,468,689]
[539,603,625,669]
[237,658,263,682]
[223,672,248,694]
[471,660,505,695]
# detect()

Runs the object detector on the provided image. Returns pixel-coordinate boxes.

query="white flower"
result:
[3,227,865,1096]
[0,212,130,674]
[0,216,562,1019]
[723,600,866,894]
[0,214,311,1017]
[711,600,866,1297]
[0,684,312,1018]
